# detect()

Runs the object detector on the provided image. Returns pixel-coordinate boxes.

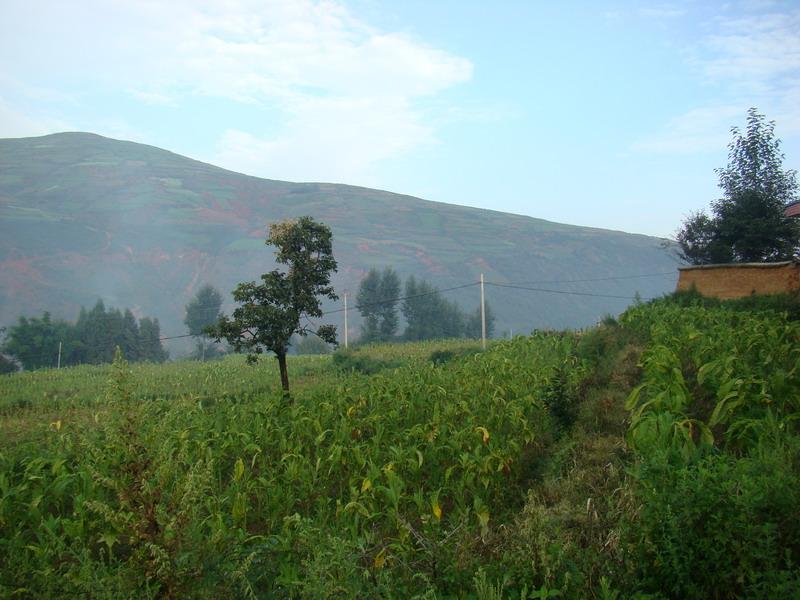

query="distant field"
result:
[1,304,799,598]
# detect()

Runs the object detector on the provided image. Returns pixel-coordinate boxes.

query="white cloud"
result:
[638,5,686,19]
[129,90,179,107]
[702,11,800,87]
[0,0,473,181]
[215,95,434,183]
[634,5,800,155]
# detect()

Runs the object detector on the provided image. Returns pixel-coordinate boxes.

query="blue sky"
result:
[1,0,798,238]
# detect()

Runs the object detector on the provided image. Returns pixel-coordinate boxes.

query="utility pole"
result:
[344,292,349,349]
[57,341,62,369]
[480,273,486,350]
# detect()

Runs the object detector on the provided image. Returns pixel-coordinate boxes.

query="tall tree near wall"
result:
[677,108,799,264]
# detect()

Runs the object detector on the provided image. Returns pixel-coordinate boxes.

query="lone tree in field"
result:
[206,217,338,392]
[677,108,799,264]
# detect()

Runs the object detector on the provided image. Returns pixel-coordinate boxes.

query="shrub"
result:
[626,440,800,599]
[331,350,400,374]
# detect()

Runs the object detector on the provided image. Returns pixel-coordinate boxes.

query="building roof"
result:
[786,201,800,218]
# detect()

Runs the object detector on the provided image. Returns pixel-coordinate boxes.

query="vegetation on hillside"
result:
[1,295,798,597]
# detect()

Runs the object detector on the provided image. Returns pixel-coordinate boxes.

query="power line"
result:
[485,281,655,301]
[502,271,676,286]
[4,267,677,367]
[322,282,480,315]
[154,270,677,317]
[160,333,195,341]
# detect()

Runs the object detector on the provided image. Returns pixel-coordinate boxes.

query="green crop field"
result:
[1,300,799,599]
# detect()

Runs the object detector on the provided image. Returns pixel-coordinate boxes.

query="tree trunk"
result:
[277,351,290,392]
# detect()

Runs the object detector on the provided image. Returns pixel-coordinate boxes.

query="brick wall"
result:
[676,261,800,299]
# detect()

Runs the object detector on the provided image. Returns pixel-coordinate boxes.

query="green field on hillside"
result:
[1,301,799,598]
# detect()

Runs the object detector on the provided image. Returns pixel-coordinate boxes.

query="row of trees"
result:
[356,268,495,343]
[1,301,168,370]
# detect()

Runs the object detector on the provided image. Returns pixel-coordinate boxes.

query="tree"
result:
[402,276,434,341]
[402,276,465,341]
[0,328,16,374]
[1,305,167,370]
[0,352,17,375]
[677,108,799,264]
[83,300,108,364]
[121,309,140,362]
[291,334,332,355]
[184,284,224,360]
[207,216,338,393]
[356,269,381,342]
[138,317,169,363]
[465,302,496,339]
[377,268,401,340]
[1,312,74,370]
[356,267,400,343]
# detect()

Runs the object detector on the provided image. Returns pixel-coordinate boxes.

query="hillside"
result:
[0,132,678,349]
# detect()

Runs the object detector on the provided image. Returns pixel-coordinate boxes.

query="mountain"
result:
[0,132,678,352]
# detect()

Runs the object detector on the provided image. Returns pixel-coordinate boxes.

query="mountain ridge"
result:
[0,131,678,352]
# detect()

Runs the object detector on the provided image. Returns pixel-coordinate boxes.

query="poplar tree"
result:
[677,108,799,264]
[356,267,400,343]
[184,284,223,360]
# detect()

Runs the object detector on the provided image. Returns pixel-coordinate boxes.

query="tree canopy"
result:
[356,267,400,343]
[677,108,799,264]
[184,284,224,360]
[1,303,168,370]
[354,270,496,343]
[207,216,338,392]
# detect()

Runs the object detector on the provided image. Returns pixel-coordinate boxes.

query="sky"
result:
[1,0,798,238]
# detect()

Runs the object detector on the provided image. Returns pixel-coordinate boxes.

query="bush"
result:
[0,353,18,375]
[331,350,400,374]
[626,440,800,599]
[429,346,481,366]
[666,289,800,320]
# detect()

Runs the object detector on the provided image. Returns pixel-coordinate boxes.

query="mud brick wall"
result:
[677,262,800,300]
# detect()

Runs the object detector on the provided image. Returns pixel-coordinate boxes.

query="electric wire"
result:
[484,281,656,301]
[3,269,674,367]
